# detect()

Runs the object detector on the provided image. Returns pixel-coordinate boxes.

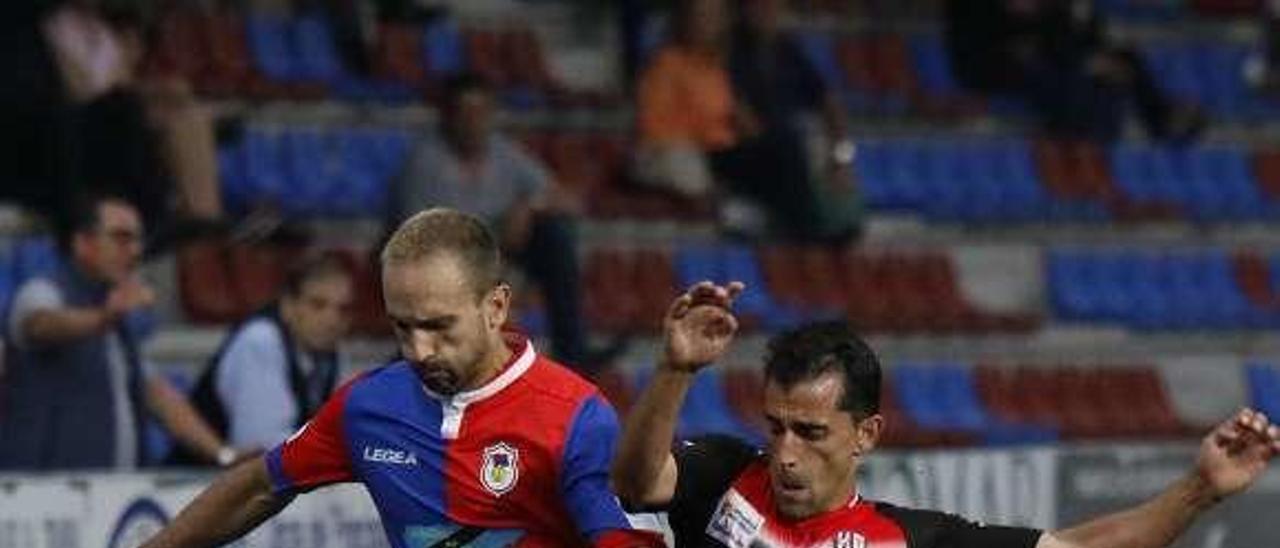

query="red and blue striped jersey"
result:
[265,335,657,547]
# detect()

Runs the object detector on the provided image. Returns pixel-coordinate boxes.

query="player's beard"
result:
[418,359,462,395]
[416,334,488,396]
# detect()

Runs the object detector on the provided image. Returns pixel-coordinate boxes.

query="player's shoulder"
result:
[335,361,419,405]
[867,501,973,539]
[520,354,603,406]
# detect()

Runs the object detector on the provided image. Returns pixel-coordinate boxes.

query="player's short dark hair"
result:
[58,191,137,254]
[283,250,352,298]
[380,208,503,298]
[441,72,493,111]
[763,321,881,419]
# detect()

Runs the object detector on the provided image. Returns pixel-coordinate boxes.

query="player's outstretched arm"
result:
[140,456,290,548]
[611,281,742,509]
[1038,408,1280,548]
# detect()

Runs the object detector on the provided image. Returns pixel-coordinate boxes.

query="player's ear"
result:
[485,283,512,330]
[851,414,883,458]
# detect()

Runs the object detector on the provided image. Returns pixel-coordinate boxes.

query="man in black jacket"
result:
[184,252,354,458]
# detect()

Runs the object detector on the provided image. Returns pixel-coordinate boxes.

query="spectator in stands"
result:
[0,193,239,470]
[945,0,1204,141]
[0,1,224,253]
[177,252,353,461]
[723,0,861,242]
[390,74,614,371]
[633,0,736,200]
[1246,2,1280,93]
[635,0,858,242]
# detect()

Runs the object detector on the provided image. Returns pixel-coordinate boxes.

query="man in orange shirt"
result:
[635,0,858,242]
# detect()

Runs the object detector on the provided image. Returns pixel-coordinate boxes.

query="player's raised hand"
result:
[661,281,744,373]
[1196,408,1280,499]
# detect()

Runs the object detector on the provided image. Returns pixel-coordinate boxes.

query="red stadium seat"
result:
[373,22,427,87]
[331,249,388,336]
[503,27,554,91]
[870,34,915,95]
[590,366,636,416]
[178,240,244,324]
[203,11,260,96]
[1252,149,1280,200]
[228,243,299,311]
[465,29,506,85]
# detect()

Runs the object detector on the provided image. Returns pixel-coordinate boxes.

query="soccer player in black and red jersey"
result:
[613,281,1280,548]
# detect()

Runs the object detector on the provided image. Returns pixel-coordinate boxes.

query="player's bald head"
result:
[381,208,503,298]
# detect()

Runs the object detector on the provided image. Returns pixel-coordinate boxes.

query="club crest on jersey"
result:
[835,531,866,548]
[481,442,520,496]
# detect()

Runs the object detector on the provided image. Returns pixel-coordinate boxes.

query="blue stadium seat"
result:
[793,32,854,109]
[1194,43,1250,117]
[217,145,248,214]
[292,14,345,82]
[719,246,795,328]
[282,129,329,215]
[854,141,895,208]
[909,35,958,94]
[241,128,289,210]
[932,364,990,431]
[0,244,14,318]
[885,140,930,210]
[1143,44,1199,103]
[1245,363,1280,420]
[11,237,60,284]
[675,245,727,288]
[422,19,465,78]
[633,367,762,444]
[247,14,295,81]
[1096,0,1184,23]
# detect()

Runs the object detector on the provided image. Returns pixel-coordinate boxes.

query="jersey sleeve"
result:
[264,376,360,496]
[663,435,761,543]
[557,395,640,540]
[877,503,1043,548]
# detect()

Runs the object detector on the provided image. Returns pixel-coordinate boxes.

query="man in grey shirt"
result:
[390,73,609,369]
[0,193,238,470]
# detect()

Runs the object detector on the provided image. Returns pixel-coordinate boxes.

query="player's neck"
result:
[465,336,516,392]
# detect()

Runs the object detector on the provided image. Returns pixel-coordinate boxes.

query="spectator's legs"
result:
[520,214,587,368]
[1105,48,1178,138]
[148,89,223,220]
[77,90,171,229]
[711,128,848,241]
[1022,62,1124,141]
[0,98,81,235]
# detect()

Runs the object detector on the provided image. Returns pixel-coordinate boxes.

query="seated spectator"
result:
[635,0,858,242]
[1245,1,1280,93]
[389,74,617,371]
[0,193,239,470]
[723,0,861,242]
[633,0,737,198]
[178,252,353,460]
[1,1,224,254]
[945,0,1204,142]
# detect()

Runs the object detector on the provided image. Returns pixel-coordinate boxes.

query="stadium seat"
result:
[178,240,244,323]
[247,14,296,82]
[1245,363,1280,419]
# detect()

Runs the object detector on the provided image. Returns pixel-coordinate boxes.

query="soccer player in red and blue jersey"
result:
[143,209,662,548]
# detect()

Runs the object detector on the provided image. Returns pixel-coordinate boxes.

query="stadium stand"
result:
[5,0,1280,454]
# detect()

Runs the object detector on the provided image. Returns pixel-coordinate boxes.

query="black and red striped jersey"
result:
[661,436,1043,548]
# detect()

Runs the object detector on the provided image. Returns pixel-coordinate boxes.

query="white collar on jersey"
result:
[422,338,537,405]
